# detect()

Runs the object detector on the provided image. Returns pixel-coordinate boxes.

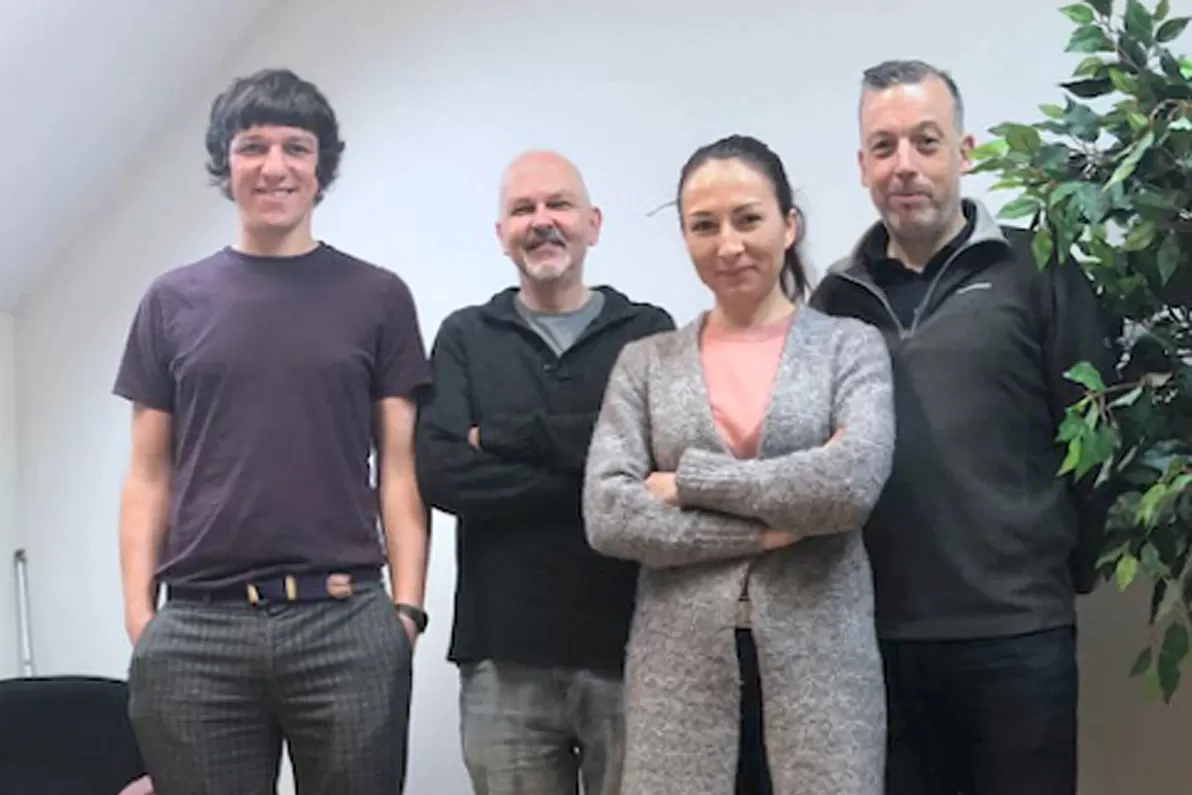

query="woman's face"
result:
[679,157,796,308]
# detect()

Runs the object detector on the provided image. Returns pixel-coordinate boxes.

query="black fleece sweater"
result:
[810,200,1118,641]
[415,286,674,673]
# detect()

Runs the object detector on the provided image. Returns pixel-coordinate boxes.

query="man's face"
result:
[858,76,973,245]
[496,154,601,284]
[227,124,320,235]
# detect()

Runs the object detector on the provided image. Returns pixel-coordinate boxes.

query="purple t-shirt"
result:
[113,243,431,589]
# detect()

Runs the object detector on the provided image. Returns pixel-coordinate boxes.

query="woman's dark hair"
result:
[676,134,809,300]
[204,68,346,203]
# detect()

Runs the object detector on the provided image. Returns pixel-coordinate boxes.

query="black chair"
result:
[0,675,146,794]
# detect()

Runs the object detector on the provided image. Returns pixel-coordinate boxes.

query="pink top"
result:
[699,311,794,459]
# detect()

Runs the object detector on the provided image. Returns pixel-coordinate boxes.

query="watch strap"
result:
[395,602,428,634]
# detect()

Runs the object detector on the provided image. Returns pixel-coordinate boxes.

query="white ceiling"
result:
[0,1,276,310]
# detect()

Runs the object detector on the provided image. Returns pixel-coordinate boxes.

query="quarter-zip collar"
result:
[823,198,1012,339]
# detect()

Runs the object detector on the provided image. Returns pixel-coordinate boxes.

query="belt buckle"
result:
[246,574,298,605]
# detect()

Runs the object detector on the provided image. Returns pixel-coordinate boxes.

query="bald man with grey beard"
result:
[415,151,675,795]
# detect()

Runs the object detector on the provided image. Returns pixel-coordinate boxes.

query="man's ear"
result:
[959,133,976,174]
[587,205,603,246]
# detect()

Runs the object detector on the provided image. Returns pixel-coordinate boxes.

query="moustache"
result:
[525,227,567,249]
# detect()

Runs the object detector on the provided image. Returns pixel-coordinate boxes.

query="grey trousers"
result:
[128,583,414,795]
[459,660,625,795]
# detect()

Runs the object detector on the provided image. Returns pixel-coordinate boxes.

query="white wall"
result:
[0,312,15,680]
[12,0,1192,793]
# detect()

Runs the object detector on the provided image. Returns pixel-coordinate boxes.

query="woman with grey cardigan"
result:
[583,135,895,795]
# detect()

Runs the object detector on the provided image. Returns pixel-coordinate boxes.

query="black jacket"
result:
[810,199,1117,641]
[415,285,675,673]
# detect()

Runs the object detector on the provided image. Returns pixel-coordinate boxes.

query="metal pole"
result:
[13,548,34,677]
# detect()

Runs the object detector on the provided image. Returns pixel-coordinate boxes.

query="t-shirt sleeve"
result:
[112,283,175,412]
[373,274,432,401]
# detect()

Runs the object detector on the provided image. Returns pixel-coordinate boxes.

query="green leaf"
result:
[1161,49,1185,79]
[1068,438,1087,476]
[1122,219,1157,251]
[1127,110,1150,132]
[1106,129,1155,187]
[1062,77,1115,98]
[1125,0,1155,44]
[1133,188,1178,213]
[999,195,1041,220]
[1066,360,1107,391]
[1004,124,1042,152]
[1087,0,1113,14]
[1182,56,1192,78]
[1048,181,1082,209]
[1157,234,1180,284]
[1061,3,1097,23]
[1039,102,1066,119]
[1059,436,1083,476]
[969,138,1009,160]
[1057,408,1086,442]
[1081,425,1118,477]
[1032,226,1055,267]
[1074,55,1106,76]
[1121,35,1151,68]
[1074,181,1109,223]
[1156,0,1170,20]
[1067,24,1115,52]
[1109,68,1139,94]
[1138,481,1171,526]
[1140,542,1163,577]
[1088,230,1117,266]
[1065,102,1103,141]
[1036,144,1072,175]
[1117,553,1140,589]
[1158,623,1189,703]
[1156,16,1189,42]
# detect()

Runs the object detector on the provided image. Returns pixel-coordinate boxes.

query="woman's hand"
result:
[760,530,799,550]
[645,472,679,505]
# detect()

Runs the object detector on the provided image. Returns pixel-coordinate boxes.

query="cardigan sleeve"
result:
[674,322,895,537]
[583,339,768,568]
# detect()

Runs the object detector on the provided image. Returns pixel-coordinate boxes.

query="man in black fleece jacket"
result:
[415,150,673,795]
[810,61,1117,795]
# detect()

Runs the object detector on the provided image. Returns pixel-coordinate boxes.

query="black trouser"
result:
[735,628,773,794]
[881,626,1077,795]
[128,582,414,795]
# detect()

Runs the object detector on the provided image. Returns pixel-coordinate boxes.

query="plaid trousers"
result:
[128,582,413,795]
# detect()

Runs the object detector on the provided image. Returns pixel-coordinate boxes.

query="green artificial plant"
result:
[970,0,1192,703]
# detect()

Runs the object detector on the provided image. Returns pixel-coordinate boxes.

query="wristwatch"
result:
[395,602,429,635]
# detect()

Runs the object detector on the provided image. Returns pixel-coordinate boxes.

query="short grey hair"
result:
[860,59,965,133]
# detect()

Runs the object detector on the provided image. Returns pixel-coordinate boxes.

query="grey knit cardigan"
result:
[582,305,895,795]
